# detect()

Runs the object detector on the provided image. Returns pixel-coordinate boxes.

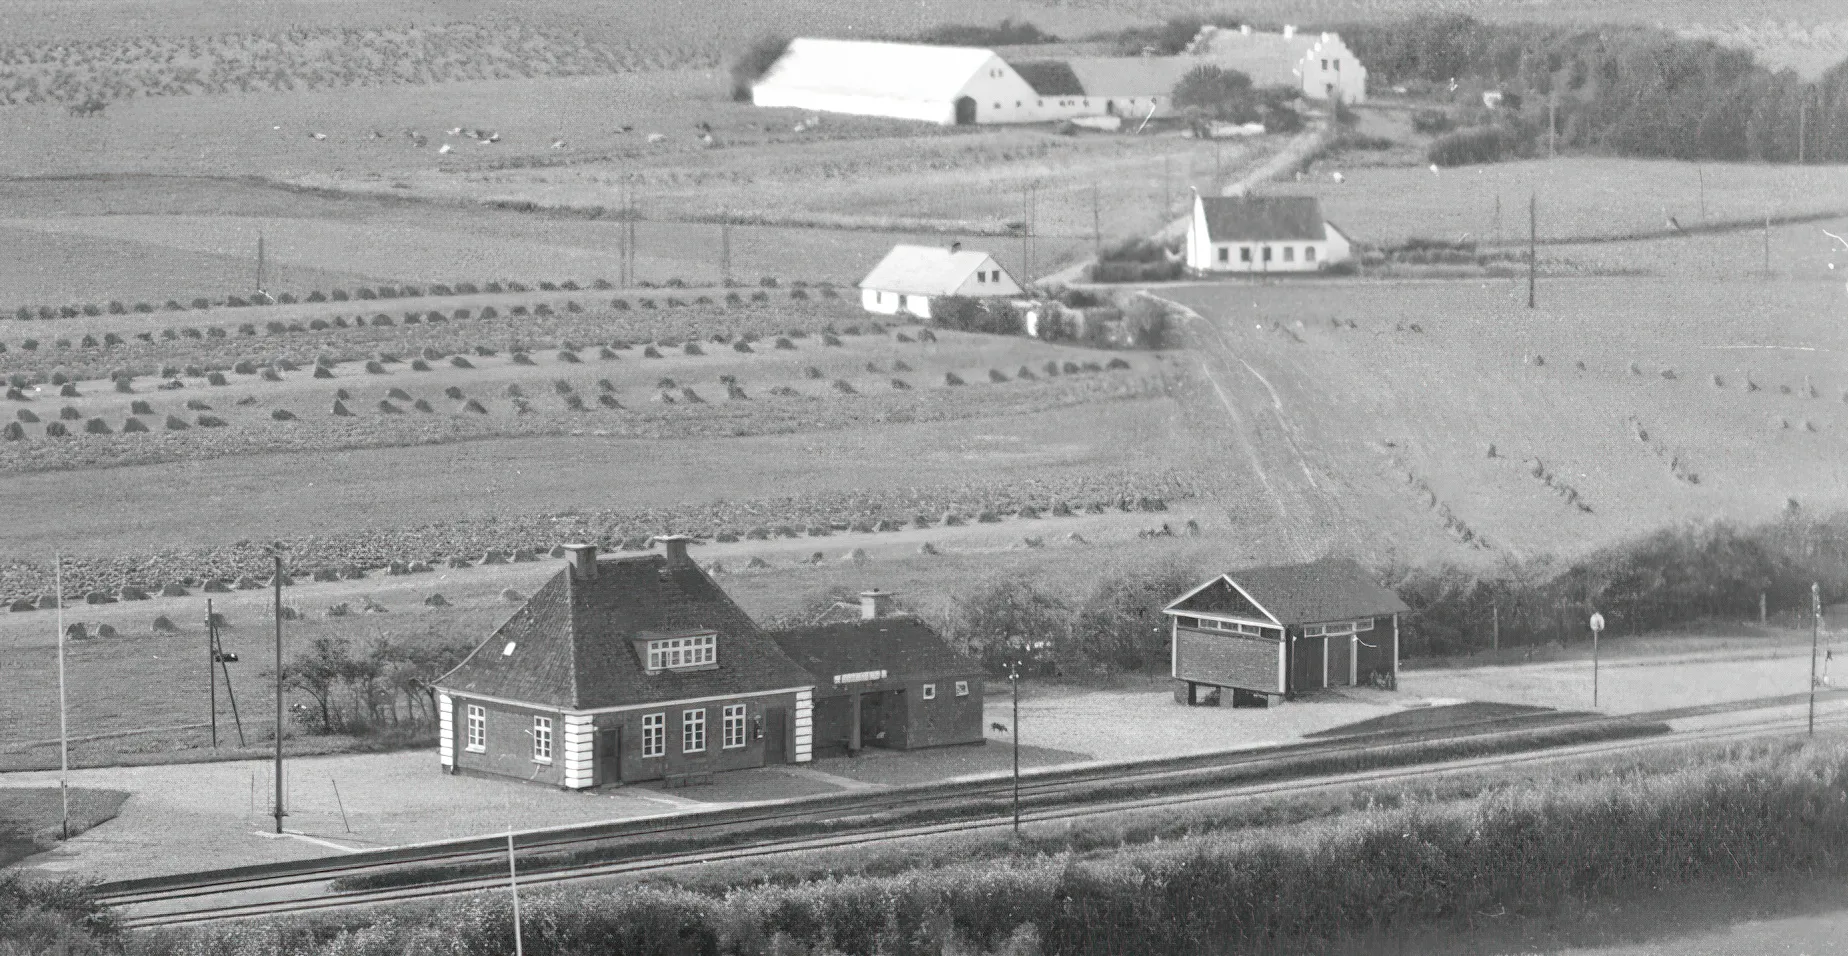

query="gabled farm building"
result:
[435,538,817,788]
[1186,25,1367,103]
[859,243,1021,318]
[1164,558,1408,706]
[1184,193,1352,273]
[771,591,986,757]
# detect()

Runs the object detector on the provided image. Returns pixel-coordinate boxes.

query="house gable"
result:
[948,256,1022,297]
[1167,576,1278,625]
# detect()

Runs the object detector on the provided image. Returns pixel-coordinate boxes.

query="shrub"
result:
[378,400,403,414]
[988,368,1008,383]
[450,356,474,369]
[480,307,499,319]
[192,298,210,310]
[332,400,353,416]
[1428,125,1530,166]
[365,360,386,374]
[511,352,535,366]
[196,414,227,427]
[44,420,68,437]
[944,371,966,386]
[463,399,488,414]
[558,350,581,363]
[207,371,229,385]
[114,376,134,393]
[58,382,79,397]
[165,414,189,430]
[313,366,334,379]
[261,367,282,381]
[15,409,38,423]
[411,359,431,371]
[58,405,81,420]
[271,409,297,421]
[123,416,148,433]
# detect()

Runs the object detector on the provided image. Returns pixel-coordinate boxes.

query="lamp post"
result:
[1589,612,1605,707]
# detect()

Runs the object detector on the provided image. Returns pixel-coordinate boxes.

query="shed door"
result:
[1290,635,1325,694]
[954,96,976,125]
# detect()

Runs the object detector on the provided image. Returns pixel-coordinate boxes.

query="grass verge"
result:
[327,717,1664,893]
[0,789,129,868]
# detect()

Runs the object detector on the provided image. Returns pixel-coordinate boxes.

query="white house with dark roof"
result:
[1163,558,1409,706]
[1185,193,1352,273]
[1187,24,1367,103]
[434,538,817,788]
[858,242,1021,319]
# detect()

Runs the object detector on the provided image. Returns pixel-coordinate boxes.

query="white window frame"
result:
[1283,245,1296,262]
[683,707,706,753]
[465,704,486,753]
[532,716,553,763]
[1240,247,1252,263]
[641,712,665,757]
[1306,245,1318,262]
[1304,619,1375,638]
[722,703,747,749]
[955,680,970,697]
[645,633,716,672]
[922,683,937,700]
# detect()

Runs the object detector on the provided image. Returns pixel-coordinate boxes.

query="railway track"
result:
[100,692,1848,928]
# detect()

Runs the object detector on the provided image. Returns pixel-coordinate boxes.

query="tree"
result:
[1068,563,1205,671]
[729,34,791,102]
[944,577,1072,672]
[1172,65,1256,123]
[280,637,355,733]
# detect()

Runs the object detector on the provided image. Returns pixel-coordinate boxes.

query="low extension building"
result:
[1184,193,1352,274]
[859,242,1021,319]
[771,590,986,757]
[1163,558,1408,706]
[434,538,817,788]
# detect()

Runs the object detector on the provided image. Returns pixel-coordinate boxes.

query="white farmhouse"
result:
[1184,194,1352,274]
[751,38,1046,126]
[1187,25,1367,103]
[858,243,1021,319]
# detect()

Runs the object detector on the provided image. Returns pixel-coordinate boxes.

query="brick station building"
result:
[1164,558,1408,707]
[771,590,987,757]
[434,538,817,788]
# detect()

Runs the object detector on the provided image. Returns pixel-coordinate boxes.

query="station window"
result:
[1306,246,1318,262]
[955,681,970,697]
[532,716,552,763]
[465,705,485,752]
[1240,247,1252,263]
[1218,247,1229,263]
[922,683,937,700]
[722,704,748,749]
[642,712,665,757]
[1283,246,1295,262]
[683,708,706,753]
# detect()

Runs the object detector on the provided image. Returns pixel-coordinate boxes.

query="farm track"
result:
[96,691,1847,927]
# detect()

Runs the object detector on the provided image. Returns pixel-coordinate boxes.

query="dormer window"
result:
[645,632,717,671]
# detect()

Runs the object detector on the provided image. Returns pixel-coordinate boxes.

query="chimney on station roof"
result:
[859,589,897,620]
[657,534,693,567]
[563,543,598,582]
[950,240,962,254]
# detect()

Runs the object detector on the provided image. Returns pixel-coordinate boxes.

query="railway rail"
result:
[95,690,1848,927]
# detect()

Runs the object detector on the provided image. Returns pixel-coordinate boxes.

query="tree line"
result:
[280,636,475,735]
[935,509,1848,675]
[1337,13,1848,164]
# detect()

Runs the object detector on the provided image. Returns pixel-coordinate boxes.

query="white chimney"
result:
[657,534,693,566]
[859,589,896,620]
[563,542,598,581]
[1283,24,1296,39]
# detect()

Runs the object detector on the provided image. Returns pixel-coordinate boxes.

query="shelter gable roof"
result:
[1219,558,1409,626]
[1168,576,1276,623]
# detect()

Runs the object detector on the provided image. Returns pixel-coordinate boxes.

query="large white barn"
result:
[753,38,1193,126]
[1186,25,1368,103]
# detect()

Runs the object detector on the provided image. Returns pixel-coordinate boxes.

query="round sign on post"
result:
[1588,612,1604,708]
[1589,613,1605,633]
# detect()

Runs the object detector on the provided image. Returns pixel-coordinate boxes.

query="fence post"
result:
[1492,602,1499,653]
[1760,592,1767,625]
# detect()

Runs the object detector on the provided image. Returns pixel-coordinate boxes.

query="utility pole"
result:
[1697,166,1707,226]
[55,555,69,841]
[1811,582,1822,736]
[720,218,732,288]
[1091,182,1102,260]
[1548,94,1557,158]
[1492,602,1500,653]
[1527,192,1537,309]
[1010,657,1021,836]
[1493,195,1502,245]
[1764,211,1772,278]
[1799,99,1808,165]
[255,231,266,297]
[272,554,285,835]
[508,827,525,956]
[1214,141,1222,188]
[208,598,218,749]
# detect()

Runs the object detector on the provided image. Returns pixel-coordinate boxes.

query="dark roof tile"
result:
[1199,195,1327,242]
[771,617,981,687]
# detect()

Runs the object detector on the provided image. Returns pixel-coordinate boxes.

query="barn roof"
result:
[1062,56,1201,98]
[1198,195,1328,242]
[1187,28,1321,87]
[858,244,1011,295]
[1167,558,1408,626]
[753,38,996,104]
[435,554,814,710]
[1009,60,1085,97]
[771,617,981,688]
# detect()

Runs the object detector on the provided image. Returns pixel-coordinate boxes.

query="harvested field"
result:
[1157,276,1848,565]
